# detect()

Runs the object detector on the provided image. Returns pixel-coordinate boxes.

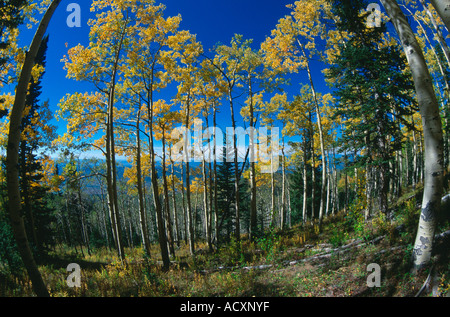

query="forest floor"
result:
[1,188,450,297]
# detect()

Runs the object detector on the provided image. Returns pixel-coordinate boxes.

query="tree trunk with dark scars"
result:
[381,0,444,271]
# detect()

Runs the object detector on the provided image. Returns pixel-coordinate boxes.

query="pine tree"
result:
[327,0,415,217]
[216,146,235,243]
[0,0,26,61]
[19,35,56,253]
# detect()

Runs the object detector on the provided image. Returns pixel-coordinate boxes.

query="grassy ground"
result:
[1,192,449,297]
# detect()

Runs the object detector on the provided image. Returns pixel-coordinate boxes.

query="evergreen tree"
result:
[0,159,22,275]
[0,0,26,62]
[238,163,251,236]
[289,160,305,225]
[19,35,57,254]
[327,0,415,216]
[216,146,235,242]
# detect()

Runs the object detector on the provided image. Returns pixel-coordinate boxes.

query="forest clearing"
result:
[0,0,450,298]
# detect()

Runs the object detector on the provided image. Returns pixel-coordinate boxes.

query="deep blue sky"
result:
[18,0,328,140]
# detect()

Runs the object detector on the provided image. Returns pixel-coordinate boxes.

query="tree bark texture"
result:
[381,0,444,271]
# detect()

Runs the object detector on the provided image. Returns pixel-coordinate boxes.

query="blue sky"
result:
[16,0,331,157]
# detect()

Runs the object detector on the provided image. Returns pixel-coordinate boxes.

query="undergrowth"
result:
[1,190,449,297]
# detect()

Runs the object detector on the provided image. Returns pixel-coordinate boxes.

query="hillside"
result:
[1,188,449,298]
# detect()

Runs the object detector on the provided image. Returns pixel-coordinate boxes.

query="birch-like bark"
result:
[136,109,151,257]
[281,139,287,230]
[184,91,195,255]
[419,0,450,66]
[201,138,212,251]
[429,0,450,32]
[213,102,219,246]
[147,63,170,268]
[248,76,258,241]
[302,134,308,224]
[169,148,180,247]
[162,129,175,257]
[107,21,128,263]
[299,42,327,229]
[381,0,444,271]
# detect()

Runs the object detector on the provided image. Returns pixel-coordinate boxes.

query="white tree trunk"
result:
[381,0,444,271]
[430,0,450,33]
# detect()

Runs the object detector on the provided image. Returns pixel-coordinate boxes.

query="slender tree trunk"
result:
[77,182,91,256]
[325,164,330,216]
[181,163,188,245]
[6,0,61,297]
[202,154,211,250]
[418,0,450,65]
[409,7,450,98]
[200,114,212,251]
[430,0,450,32]
[184,91,195,255]
[344,152,349,214]
[229,89,241,241]
[108,94,125,262]
[334,163,338,215]
[169,154,180,247]
[147,85,170,269]
[98,179,112,251]
[162,131,175,258]
[375,110,390,216]
[299,42,327,229]
[213,103,219,246]
[136,109,151,257]
[105,126,118,249]
[270,147,276,227]
[412,122,419,187]
[365,164,372,220]
[381,0,444,271]
[310,114,316,222]
[108,48,126,262]
[248,79,258,241]
[208,140,214,250]
[302,134,308,225]
[281,139,286,230]
[287,176,292,227]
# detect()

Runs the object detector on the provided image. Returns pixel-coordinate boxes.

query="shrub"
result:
[257,228,281,263]
[344,202,372,241]
[329,228,348,248]
[0,219,23,276]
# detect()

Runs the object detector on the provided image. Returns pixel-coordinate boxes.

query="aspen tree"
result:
[154,99,180,257]
[237,41,278,239]
[261,0,334,229]
[171,30,203,255]
[123,0,194,267]
[381,0,444,271]
[418,0,450,66]
[198,60,226,246]
[61,0,136,262]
